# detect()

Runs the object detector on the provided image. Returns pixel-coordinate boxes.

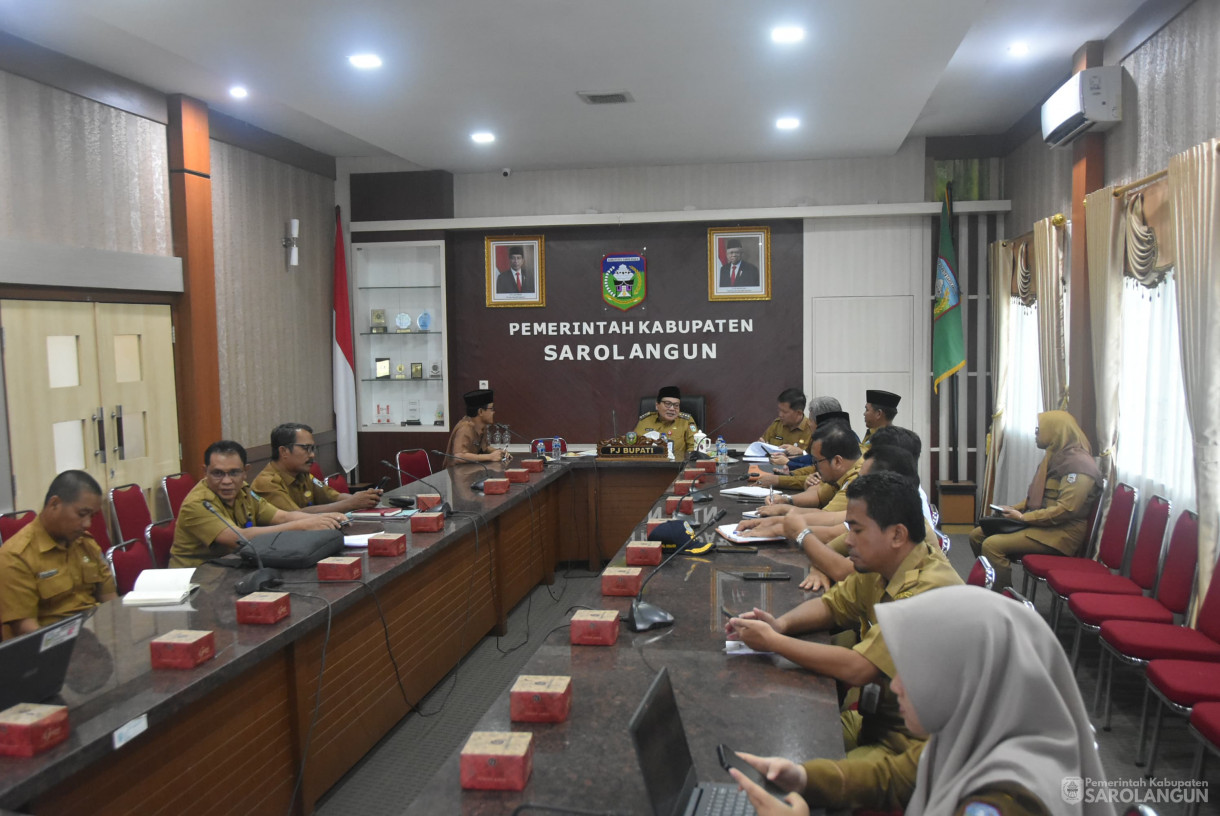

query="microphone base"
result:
[627,600,674,632]
[691,494,714,503]
[235,568,282,596]
[471,480,486,491]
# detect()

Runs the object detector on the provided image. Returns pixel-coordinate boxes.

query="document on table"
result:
[719,485,772,500]
[121,568,198,606]
[725,640,774,656]
[716,523,785,544]
[743,441,783,461]
[343,532,378,547]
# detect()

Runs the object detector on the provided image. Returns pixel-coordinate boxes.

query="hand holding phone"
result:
[988,503,1005,514]
[717,745,789,800]
[375,476,392,491]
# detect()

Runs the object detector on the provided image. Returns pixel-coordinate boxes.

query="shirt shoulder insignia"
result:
[251,491,263,502]
[638,411,655,421]
[1066,473,1077,483]
[677,412,693,420]
[962,802,1001,816]
[312,477,328,489]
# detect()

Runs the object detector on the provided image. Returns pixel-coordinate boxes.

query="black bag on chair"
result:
[237,529,345,569]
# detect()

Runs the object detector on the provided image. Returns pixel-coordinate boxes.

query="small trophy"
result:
[429,360,442,378]
[393,362,407,380]
[417,310,432,331]
[434,404,445,426]
[406,400,422,425]
[410,362,424,379]
[395,312,412,333]
[370,309,387,334]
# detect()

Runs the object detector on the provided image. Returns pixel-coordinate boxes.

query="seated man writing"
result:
[251,422,381,513]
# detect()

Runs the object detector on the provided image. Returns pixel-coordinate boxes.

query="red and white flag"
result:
[332,206,357,474]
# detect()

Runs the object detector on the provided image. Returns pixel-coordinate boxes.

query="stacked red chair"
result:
[1186,702,1220,816]
[161,472,194,519]
[0,509,36,543]
[1139,658,1220,772]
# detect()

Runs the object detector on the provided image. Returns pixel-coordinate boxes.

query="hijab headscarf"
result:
[876,586,1115,816]
[1026,410,1101,509]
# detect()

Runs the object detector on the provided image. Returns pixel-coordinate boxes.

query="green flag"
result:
[932,189,965,393]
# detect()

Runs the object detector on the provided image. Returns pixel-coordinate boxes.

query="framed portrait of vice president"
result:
[485,236,546,307]
[707,227,770,302]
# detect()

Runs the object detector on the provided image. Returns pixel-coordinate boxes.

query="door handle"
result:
[111,404,125,461]
[92,407,107,464]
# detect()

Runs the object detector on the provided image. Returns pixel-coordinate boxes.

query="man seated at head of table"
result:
[632,385,698,458]
[0,470,117,638]
[726,471,963,812]
[169,440,346,568]
[447,388,511,464]
[250,422,382,513]
[758,388,813,454]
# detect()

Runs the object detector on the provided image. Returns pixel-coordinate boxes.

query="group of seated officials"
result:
[0,389,1111,815]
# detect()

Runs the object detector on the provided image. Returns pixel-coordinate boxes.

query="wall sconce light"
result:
[283,219,299,267]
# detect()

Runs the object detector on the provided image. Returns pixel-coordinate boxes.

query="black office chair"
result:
[636,395,705,430]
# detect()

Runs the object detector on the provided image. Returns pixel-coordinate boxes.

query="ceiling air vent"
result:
[577,91,634,105]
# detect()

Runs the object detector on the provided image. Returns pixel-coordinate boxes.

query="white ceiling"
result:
[0,0,1153,172]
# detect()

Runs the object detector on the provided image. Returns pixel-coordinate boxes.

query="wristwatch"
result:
[794,528,812,547]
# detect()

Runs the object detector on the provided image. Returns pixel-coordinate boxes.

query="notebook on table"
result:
[0,613,85,710]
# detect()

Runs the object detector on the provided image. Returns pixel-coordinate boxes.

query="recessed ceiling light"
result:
[348,54,383,69]
[229,86,248,99]
[771,26,805,44]
[471,132,496,144]
[1007,42,1030,57]
[776,117,800,130]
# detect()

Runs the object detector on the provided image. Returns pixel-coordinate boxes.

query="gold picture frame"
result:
[707,227,771,302]
[485,236,546,307]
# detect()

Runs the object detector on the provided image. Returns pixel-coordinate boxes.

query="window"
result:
[994,300,1044,504]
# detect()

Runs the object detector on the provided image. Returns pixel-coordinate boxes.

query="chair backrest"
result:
[395,450,432,486]
[309,461,325,481]
[967,556,996,590]
[162,472,195,519]
[1095,482,1138,570]
[637,395,706,431]
[105,539,155,595]
[1154,510,1199,615]
[88,507,111,551]
[325,472,351,495]
[1191,525,1220,643]
[935,528,951,555]
[1078,477,1107,556]
[145,519,176,570]
[110,484,153,547]
[0,510,36,543]
[1128,495,1172,590]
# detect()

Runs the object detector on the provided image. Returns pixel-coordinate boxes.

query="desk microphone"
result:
[429,450,494,491]
[688,473,753,503]
[627,507,726,632]
[378,458,452,515]
[202,499,281,595]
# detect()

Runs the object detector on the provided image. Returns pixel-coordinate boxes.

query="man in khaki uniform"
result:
[250,423,381,513]
[861,389,901,450]
[0,470,117,637]
[170,440,345,568]
[757,408,852,494]
[446,389,510,463]
[632,385,698,457]
[758,388,813,452]
[727,472,963,811]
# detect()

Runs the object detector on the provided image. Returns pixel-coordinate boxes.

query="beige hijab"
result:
[876,586,1115,816]
[1026,411,1100,509]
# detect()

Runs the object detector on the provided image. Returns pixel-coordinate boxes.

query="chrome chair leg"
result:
[1070,623,1083,671]
[1185,741,1205,816]
[1135,684,1151,766]
[1093,648,1108,718]
[1145,697,1165,777]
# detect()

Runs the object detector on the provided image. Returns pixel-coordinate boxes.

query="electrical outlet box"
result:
[479,380,489,389]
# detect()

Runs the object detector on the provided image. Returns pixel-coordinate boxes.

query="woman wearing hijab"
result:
[728,586,1116,816]
[968,410,1102,589]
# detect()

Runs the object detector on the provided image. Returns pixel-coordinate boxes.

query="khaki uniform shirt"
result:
[860,427,875,452]
[1016,472,1100,555]
[448,416,491,457]
[250,463,342,512]
[170,479,279,567]
[804,741,923,811]
[953,783,1051,816]
[760,417,813,451]
[632,412,698,458]
[0,518,115,627]
[819,540,963,742]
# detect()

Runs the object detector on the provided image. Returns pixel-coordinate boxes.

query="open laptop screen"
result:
[628,667,701,816]
[0,614,84,710]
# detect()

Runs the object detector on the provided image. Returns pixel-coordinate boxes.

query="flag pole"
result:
[946,184,959,482]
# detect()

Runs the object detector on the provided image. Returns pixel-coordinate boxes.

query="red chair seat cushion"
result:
[1101,620,1220,662]
[1069,593,1174,627]
[1023,553,1108,580]
[1190,701,1220,746]
[1048,570,1141,598]
[1147,660,1220,707]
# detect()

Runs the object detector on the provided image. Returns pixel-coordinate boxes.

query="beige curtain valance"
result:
[1122,178,1176,286]
[1008,234,1036,305]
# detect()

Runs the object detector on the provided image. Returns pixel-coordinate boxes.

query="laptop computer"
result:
[628,667,753,816]
[0,613,84,710]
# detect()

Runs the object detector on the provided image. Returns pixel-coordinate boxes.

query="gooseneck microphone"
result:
[627,507,727,632]
[429,450,493,491]
[378,458,452,516]
[202,499,281,595]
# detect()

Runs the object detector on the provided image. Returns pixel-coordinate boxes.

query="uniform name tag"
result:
[1066,473,1078,483]
[38,569,58,579]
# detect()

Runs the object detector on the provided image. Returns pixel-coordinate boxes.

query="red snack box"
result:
[236,591,290,625]
[646,519,667,535]
[416,493,443,511]
[412,512,445,533]
[483,477,510,494]
[0,704,70,758]
[569,610,621,645]
[368,532,406,556]
[696,459,719,473]
[601,566,643,596]
[506,468,530,483]
[664,496,695,515]
[672,479,695,495]
[626,541,663,566]
[682,468,708,482]
[510,675,572,723]
[317,556,362,581]
[460,732,534,791]
[522,459,545,472]
[149,629,216,670]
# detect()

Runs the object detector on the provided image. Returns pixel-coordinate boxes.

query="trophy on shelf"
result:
[394,362,407,380]
[434,404,445,426]
[410,362,424,379]
[405,399,422,426]
[395,312,413,333]
[417,310,432,331]
[370,309,387,334]
[375,403,393,425]
[429,360,442,378]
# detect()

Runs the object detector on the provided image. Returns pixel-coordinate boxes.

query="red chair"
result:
[109,484,154,553]
[1021,480,1129,603]
[162,472,195,519]
[0,509,36,542]
[395,449,432,486]
[88,507,111,550]
[1002,587,1036,610]
[1066,510,1198,669]
[145,519,176,569]
[1139,659,1220,772]
[310,462,325,481]
[105,538,155,595]
[325,472,351,494]
[1047,494,1169,629]
[1187,702,1220,816]
[967,556,996,590]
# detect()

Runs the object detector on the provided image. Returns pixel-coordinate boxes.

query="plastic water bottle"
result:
[716,435,728,466]
[665,433,675,461]
[535,440,546,460]
[551,437,562,460]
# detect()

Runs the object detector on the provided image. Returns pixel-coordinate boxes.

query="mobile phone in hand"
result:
[716,744,788,800]
[375,476,392,491]
[988,503,1005,513]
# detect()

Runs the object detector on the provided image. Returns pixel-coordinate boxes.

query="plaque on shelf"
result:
[394,363,407,380]
[407,400,421,423]
[417,310,432,331]
[374,357,391,379]
[395,312,412,332]
[370,309,387,333]
[429,361,442,378]
[411,362,424,379]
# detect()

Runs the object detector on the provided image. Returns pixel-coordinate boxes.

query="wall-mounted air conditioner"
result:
[1041,66,1122,148]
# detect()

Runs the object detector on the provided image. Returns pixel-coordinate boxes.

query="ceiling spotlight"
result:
[471,132,496,144]
[771,26,805,44]
[776,117,800,130]
[348,54,383,69]
[1007,42,1030,57]
[229,86,249,99]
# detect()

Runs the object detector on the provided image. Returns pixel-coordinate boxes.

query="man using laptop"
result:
[0,470,117,637]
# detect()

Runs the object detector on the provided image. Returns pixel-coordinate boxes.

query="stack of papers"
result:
[716,523,785,544]
[121,568,198,606]
[350,507,415,519]
[743,442,783,461]
[719,485,773,500]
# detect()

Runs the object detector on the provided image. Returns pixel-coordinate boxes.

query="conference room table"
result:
[0,455,842,816]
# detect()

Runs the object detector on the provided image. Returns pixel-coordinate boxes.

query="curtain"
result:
[1169,139,1220,613]
[1085,187,1124,500]
[1033,217,1069,411]
[980,240,1014,510]
[993,300,1044,505]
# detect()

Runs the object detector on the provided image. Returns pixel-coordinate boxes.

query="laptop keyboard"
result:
[696,784,753,816]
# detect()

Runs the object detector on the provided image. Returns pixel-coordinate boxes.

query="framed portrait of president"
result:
[707,227,770,302]
[485,236,546,307]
